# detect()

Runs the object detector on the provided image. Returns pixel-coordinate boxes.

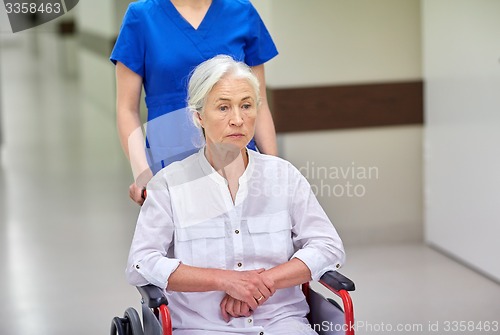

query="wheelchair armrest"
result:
[319,271,355,292]
[137,285,169,308]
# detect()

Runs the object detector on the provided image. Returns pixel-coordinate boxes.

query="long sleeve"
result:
[288,164,346,281]
[126,175,181,288]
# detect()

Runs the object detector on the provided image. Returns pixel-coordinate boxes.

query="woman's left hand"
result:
[220,294,256,322]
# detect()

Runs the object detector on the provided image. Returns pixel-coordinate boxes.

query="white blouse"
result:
[127,148,345,334]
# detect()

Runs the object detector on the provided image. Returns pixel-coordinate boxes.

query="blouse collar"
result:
[197,146,254,186]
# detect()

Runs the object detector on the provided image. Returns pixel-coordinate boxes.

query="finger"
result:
[240,302,251,317]
[129,184,143,205]
[132,193,144,205]
[261,275,276,296]
[254,291,263,301]
[233,300,242,317]
[256,283,272,300]
[225,296,237,318]
[253,269,274,297]
[246,294,258,311]
[220,296,230,323]
[134,188,145,205]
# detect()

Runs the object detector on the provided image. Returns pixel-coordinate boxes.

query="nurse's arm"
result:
[251,64,278,156]
[116,61,152,204]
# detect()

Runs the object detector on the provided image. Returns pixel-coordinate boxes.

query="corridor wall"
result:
[423,0,500,281]
[253,0,423,246]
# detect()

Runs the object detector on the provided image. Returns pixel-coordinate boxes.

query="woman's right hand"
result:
[220,268,275,311]
[220,294,252,322]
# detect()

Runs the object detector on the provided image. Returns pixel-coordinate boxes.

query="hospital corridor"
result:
[1,1,500,334]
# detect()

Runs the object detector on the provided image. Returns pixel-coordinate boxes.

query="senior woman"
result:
[126,55,345,335]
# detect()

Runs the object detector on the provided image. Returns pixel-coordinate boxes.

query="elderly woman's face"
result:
[199,75,257,150]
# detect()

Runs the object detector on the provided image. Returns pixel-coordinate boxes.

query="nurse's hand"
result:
[129,182,145,205]
[129,169,153,205]
[220,294,252,322]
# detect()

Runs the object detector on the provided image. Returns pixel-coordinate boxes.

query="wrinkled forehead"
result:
[208,76,257,101]
[209,75,257,98]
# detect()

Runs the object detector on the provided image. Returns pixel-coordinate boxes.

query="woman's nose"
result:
[230,109,244,126]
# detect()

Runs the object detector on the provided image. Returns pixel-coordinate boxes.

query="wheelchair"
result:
[110,271,355,335]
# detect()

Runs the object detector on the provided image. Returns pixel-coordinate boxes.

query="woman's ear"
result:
[196,111,204,127]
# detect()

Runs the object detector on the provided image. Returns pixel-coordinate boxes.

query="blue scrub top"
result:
[110,0,278,173]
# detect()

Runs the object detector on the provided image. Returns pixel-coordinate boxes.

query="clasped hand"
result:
[220,268,275,322]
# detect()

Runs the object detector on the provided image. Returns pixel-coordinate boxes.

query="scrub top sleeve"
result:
[110,4,145,78]
[244,4,279,66]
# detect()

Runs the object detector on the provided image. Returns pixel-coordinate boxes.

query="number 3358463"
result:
[5,2,61,14]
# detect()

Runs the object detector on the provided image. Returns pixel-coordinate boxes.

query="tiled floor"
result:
[1,40,499,335]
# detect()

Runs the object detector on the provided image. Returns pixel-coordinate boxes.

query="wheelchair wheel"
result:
[110,316,126,335]
[124,307,144,335]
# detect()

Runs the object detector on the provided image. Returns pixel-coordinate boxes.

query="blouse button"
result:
[135,264,140,269]
[260,332,264,335]
[237,262,242,267]
[247,318,252,323]
[235,229,240,234]
[336,264,340,268]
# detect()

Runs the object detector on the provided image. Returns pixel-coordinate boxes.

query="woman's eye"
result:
[242,104,252,110]
[219,105,228,112]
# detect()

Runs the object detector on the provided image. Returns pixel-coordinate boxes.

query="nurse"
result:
[110,0,279,205]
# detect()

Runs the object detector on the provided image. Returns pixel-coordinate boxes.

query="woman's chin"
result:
[224,137,250,148]
[207,140,246,152]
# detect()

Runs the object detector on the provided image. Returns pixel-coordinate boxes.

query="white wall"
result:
[423,0,500,281]
[281,126,423,246]
[252,0,423,245]
[28,6,79,77]
[79,50,116,114]
[261,0,422,87]
[75,0,121,113]
[77,0,116,38]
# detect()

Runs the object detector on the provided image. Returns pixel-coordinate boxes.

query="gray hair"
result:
[187,55,261,129]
